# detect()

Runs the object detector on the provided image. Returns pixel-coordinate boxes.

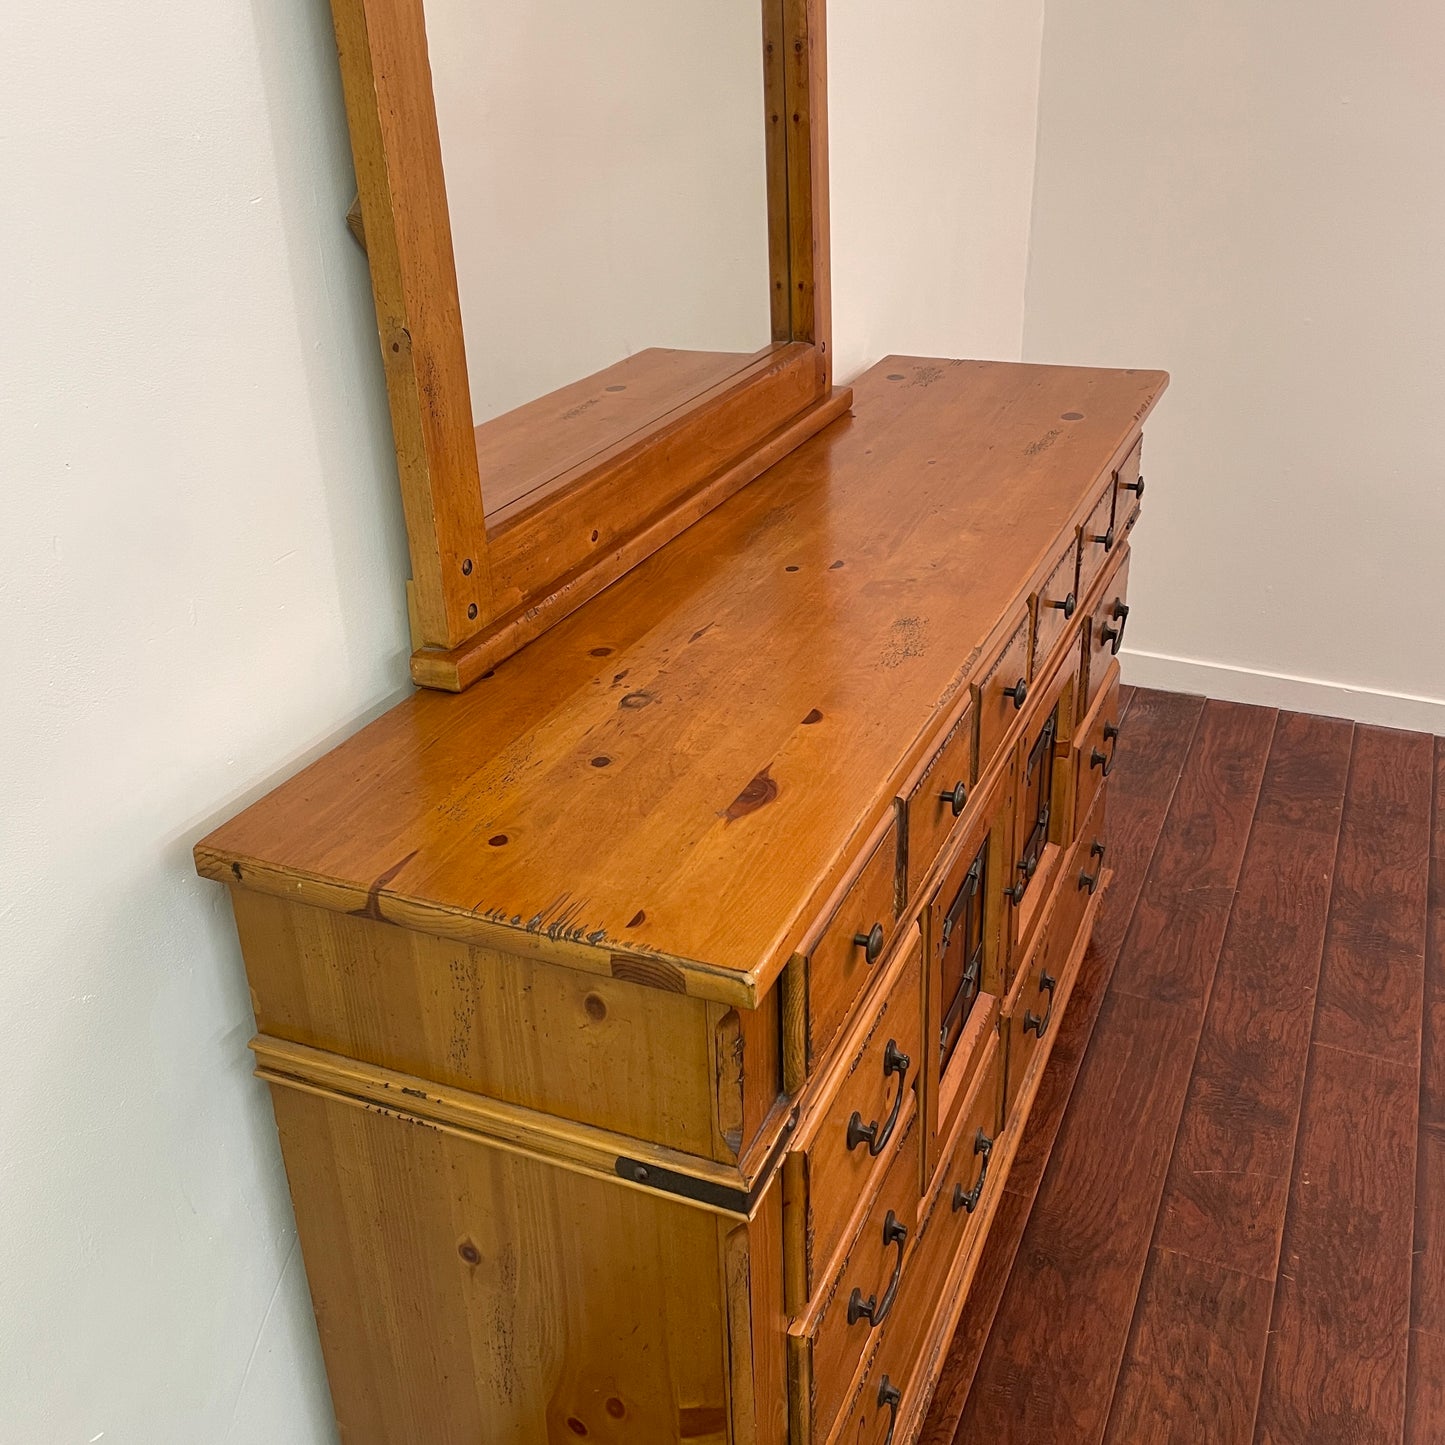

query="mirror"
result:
[422,0,778,523]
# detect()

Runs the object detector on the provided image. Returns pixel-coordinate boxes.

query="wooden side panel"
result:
[722,1175,789,1445]
[235,891,726,1160]
[783,0,832,385]
[271,1085,733,1444]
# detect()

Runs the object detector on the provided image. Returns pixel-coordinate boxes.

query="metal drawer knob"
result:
[1005,677,1028,710]
[1047,591,1077,619]
[939,780,968,817]
[952,1127,994,1215]
[1005,879,1026,906]
[1078,839,1107,895]
[853,922,885,965]
[1089,524,1116,552]
[1123,475,1145,497]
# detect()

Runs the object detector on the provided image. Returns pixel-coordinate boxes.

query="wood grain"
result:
[1414,737,1445,1122]
[198,360,1168,1005]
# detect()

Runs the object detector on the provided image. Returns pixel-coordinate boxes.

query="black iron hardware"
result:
[940,859,982,953]
[853,922,885,965]
[1018,853,1038,880]
[1005,677,1028,710]
[1123,474,1145,497]
[1090,722,1119,778]
[1100,600,1130,655]
[846,1041,910,1156]
[939,780,968,817]
[847,1211,908,1328]
[1090,524,1116,552]
[878,1377,902,1444]
[952,1128,994,1215]
[1005,879,1026,906]
[1079,840,1106,895]
[1047,591,1077,619]
[1024,970,1057,1037]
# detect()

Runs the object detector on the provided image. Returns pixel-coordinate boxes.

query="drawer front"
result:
[922,1029,1004,1257]
[796,816,901,1075]
[1113,435,1144,534]
[1083,546,1131,714]
[1075,661,1122,835]
[1077,483,1119,603]
[900,701,975,902]
[792,942,922,1306]
[972,611,1031,778]
[1030,541,1079,676]
[798,1106,921,1443]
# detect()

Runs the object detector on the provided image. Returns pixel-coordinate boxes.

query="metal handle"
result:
[940,858,981,953]
[846,1040,910,1156]
[847,1210,908,1328]
[1018,852,1038,880]
[1078,839,1106,895]
[1089,524,1116,552]
[939,780,968,817]
[1023,970,1057,1037]
[1005,677,1028,710]
[1100,601,1130,656]
[853,922,885,966]
[1005,878,1026,907]
[952,1127,994,1215]
[1090,722,1119,778]
[1123,474,1145,497]
[1047,591,1077,620]
[877,1377,902,1445]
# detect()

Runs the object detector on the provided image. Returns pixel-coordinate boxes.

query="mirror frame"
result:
[328,0,850,690]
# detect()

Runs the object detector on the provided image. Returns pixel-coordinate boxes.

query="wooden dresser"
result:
[197,355,1166,1443]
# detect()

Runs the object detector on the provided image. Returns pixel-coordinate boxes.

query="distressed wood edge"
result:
[410,384,854,691]
[253,1034,772,1218]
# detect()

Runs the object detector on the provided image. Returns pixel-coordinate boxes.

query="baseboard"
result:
[1120,649,1445,735]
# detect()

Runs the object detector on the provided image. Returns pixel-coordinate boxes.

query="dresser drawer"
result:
[972,610,1031,778]
[1113,435,1144,534]
[1075,658,1121,834]
[1030,540,1079,676]
[899,700,975,902]
[791,1104,921,1445]
[1077,482,1118,603]
[787,815,902,1083]
[785,941,922,1309]
[1082,546,1131,714]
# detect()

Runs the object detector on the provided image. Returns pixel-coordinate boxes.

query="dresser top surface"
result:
[197,357,1167,1003]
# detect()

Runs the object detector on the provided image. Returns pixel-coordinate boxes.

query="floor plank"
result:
[1417,738,1445,1123]
[1405,1328,1445,1443]
[1253,1042,1418,1444]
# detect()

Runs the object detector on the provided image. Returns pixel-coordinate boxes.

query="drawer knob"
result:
[846,1210,908,1329]
[1089,524,1116,552]
[1100,600,1130,656]
[1023,970,1057,1037]
[1005,677,1028,710]
[1090,722,1120,778]
[877,1377,903,1444]
[1078,839,1107,895]
[846,1040,911,1156]
[853,922,886,966]
[1018,852,1038,881]
[939,779,968,817]
[1047,591,1077,620]
[1123,474,1145,497]
[952,1127,994,1215]
[1004,879,1026,907]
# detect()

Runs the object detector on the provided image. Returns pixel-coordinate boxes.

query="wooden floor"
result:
[919,687,1445,1445]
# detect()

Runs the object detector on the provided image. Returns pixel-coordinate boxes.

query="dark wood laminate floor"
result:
[919,687,1444,1445]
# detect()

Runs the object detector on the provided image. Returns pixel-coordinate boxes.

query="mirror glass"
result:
[422,1,778,523]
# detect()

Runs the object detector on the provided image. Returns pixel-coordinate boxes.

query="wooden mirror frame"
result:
[329,0,851,691]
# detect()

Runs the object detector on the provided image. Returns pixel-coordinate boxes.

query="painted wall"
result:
[1,2,1046,1440]
[1023,0,1445,730]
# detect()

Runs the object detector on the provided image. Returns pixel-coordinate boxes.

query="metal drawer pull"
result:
[878,1377,902,1444]
[1047,591,1077,619]
[853,922,885,965]
[1023,970,1057,1037]
[1090,721,1120,777]
[1089,524,1116,552]
[847,1210,908,1328]
[1100,600,1130,655]
[1079,840,1107,895]
[1005,677,1028,710]
[1123,474,1145,497]
[952,1128,994,1215]
[1005,878,1026,907]
[846,1040,911,1156]
[939,780,968,817]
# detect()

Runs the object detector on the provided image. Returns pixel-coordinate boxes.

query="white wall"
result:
[830,0,1047,377]
[1,3,1047,1441]
[0,0,410,1439]
[1023,0,1445,730]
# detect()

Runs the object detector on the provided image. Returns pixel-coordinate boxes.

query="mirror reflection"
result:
[422,0,777,521]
